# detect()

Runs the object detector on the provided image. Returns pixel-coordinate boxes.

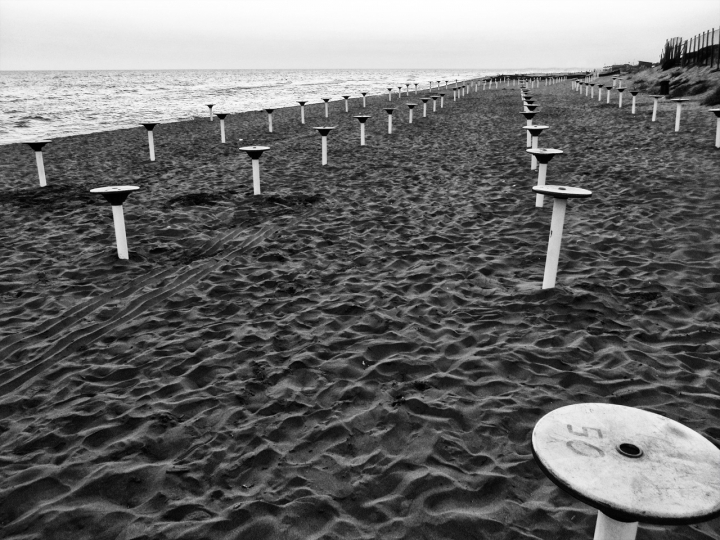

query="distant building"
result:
[637,61,652,68]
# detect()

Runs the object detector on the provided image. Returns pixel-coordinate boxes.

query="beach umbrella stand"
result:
[526,148,563,208]
[313,127,335,165]
[407,103,416,124]
[239,146,270,195]
[353,115,371,146]
[206,103,215,121]
[298,101,307,124]
[522,125,549,170]
[90,185,140,260]
[710,109,720,148]
[383,108,396,134]
[140,123,157,161]
[531,185,592,289]
[215,114,227,143]
[671,98,689,132]
[25,140,51,187]
[265,109,274,133]
[531,403,720,539]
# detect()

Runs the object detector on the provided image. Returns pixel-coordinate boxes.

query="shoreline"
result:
[1,76,719,539]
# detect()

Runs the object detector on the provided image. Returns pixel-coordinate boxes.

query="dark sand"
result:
[0,80,719,540]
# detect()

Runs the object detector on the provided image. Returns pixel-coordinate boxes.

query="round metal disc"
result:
[531,185,591,198]
[90,186,140,194]
[532,403,720,524]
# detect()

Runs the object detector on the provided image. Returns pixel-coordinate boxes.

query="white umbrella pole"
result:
[675,103,682,132]
[652,99,658,122]
[388,115,392,134]
[147,131,155,161]
[252,159,261,195]
[111,205,129,260]
[325,102,329,118]
[531,136,538,170]
[535,163,547,208]
[716,118,720,148]
[301,106,305,124]
[423,103,427,117]
[220,119,226,143]
[268,114,273,132]
[321,136,327,165]
[409,109,413,124]
[526,120,531,147]
[593,511,638,540]
[618,93,623,108]
[363,95,366,107]
[542,197,567,289]
[360,124,366,146]
[631,96,636,114]
[35,151,47,187]
[345,100,349,113]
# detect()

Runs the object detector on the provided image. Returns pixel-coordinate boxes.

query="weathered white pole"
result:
[651,96,661,122]
[543,197,567,289]
[252,159,261,194]
[206,103,214,121]
[112,205,129,259]
[322,98,330,118]
[298,101,307,124]
[617,88,624,108]
[140,123,157,161]
[387,88,393,102]
[354,115,370,146]
[35,150,47,186]
[90,186,140,260]
[606,87,611,104]
[362,92,367,108]
[342,96,350,112]
[265,109,274,132]
[26,141,51,186]
[630,91,638,114]
[711,110,720,148]
[672,99,688,131]
[407,103,416,123]
[593,511,638,540]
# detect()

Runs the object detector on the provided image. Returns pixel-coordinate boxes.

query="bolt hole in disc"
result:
[617,443,643,458]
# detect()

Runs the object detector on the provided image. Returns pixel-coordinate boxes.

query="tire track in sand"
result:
[0,210,317,396]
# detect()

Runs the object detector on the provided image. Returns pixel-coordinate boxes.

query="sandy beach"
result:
[1,79,719,539]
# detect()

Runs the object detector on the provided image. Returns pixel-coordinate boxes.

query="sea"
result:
[0,68,581,145]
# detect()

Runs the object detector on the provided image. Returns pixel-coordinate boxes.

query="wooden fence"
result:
[660,28,720,70]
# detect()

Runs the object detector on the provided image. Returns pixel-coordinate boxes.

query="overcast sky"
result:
[1,0,719,70]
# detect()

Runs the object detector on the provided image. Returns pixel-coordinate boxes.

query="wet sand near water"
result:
[0,83,719,539]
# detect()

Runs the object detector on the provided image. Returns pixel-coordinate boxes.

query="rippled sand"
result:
[0,81,719,539]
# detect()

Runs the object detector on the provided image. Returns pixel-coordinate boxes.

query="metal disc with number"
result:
[532,403,720,524]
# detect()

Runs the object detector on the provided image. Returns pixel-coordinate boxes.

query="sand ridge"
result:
[0,81,719,539]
